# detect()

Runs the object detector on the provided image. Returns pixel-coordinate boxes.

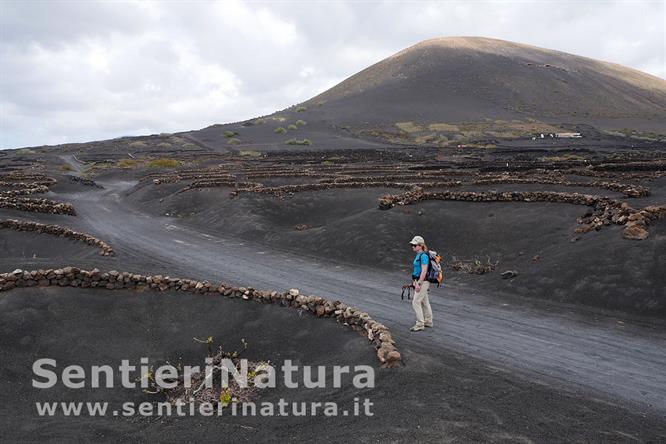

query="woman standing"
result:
[409,235,433,331]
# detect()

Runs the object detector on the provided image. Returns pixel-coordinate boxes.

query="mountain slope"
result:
[307,36,666,122]
[186,36,666,150]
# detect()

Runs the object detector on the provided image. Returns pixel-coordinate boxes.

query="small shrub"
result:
[239,150,262,157]
[287,124,298,130]
[296,106,307,112]
[428,122,459,132]
[253,118,266,125]
[60,163,73,171]
[128,141,147,149]
[223,131,237,138]
[117,159,139,168]
[285,138,312,146]
[227,137,241,145]
[147,158,181,168]
[295,120,306,126]
[274,127,287,134]
[395,122,422,133]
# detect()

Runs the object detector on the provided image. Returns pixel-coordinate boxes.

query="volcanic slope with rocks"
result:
[1,37,666,442]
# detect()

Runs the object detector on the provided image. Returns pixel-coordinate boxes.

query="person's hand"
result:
[414,282,421,292]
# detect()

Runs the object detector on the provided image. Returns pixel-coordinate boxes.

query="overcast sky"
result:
[1,0,664,149]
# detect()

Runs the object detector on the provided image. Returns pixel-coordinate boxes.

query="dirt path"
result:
[63,180,666,412]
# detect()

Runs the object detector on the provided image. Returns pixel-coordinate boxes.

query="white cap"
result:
[409,235,425,245]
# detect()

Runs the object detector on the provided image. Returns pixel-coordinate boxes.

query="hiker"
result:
[409,235,433,331]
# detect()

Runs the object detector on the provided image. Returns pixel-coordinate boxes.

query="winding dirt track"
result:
[65,180,666,411]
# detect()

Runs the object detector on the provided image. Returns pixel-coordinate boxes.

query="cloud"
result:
[1,0,664,149]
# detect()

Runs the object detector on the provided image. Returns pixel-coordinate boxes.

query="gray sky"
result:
[1,0,664,149]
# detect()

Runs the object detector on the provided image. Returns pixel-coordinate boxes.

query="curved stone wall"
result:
[378,190,666,240]
[0,267,402,368]
[0,219,114,255]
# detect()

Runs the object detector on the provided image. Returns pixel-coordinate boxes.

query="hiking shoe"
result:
[424,322,433,328]
[410,325,424,332]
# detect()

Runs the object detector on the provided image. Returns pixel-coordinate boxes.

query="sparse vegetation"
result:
[223,131,237,138]
[287,124,298,130]
[253,118,266,125]
[238,150,262,157]
[608,128,665,141]
[296,106,307,112]
[128,141,147,149]
[295,119,306,126]
[144,337,265,408]
[227,137,242,145]
[543,154,586,162]
[285,138,312,145]
[428,123,460,132]
[147,158,181,169]
[395,122,423,133]
[60,163,73,171]
[274,127,287,134]
[449,257,499,274]
[369,119,565,146]
[117,159,139,169]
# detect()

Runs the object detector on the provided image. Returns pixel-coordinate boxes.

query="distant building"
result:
[555,132,583,138]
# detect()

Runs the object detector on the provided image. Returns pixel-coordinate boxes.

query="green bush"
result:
[295,120,306,126]
[296,106,306,112]
[223,131,237,138]
[285,138,312,146]
[287,124,298,130]
[227,138,241,145]
[253,118,266,125]
[274,127,287,134]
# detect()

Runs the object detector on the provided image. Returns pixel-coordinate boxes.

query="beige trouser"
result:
[412,280,432,328]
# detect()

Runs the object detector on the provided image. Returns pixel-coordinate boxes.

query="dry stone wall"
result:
[0,172,75,215]
[67,175,103,188]
[0,197,76,215]
[0,219,114,255]
[0,185,50,197]
[378,190,666,240]
[471,176,649,197]
[0,267,401,368]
